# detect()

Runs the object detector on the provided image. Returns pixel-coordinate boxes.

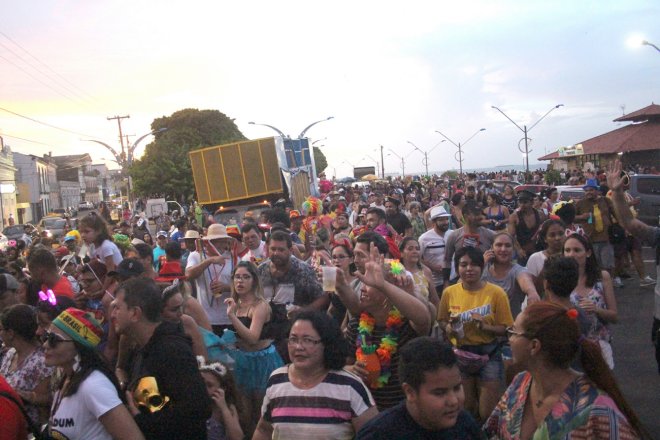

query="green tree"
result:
[130,108,246,199]
[313,146,327,176]
[441,170,459,179]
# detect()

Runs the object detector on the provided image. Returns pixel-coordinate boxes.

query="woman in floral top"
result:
[0,304,54,425]
[484,301,648,439]
[563,233,618,369]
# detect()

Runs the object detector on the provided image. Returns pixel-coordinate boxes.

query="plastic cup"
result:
[322,266,337,292]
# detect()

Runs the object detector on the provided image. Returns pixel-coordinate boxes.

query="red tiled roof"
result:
[538,120,660,161]
[613,103,660,122]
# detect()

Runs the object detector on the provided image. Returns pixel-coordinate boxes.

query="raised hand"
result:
[355,243,386,290]
[606,159,625,192]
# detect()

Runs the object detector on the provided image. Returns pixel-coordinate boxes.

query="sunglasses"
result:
[42,331,75,348]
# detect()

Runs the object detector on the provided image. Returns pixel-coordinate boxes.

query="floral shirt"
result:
[257,256,323,307]
[569,282,611,344]
[0,346,54,424]
[484,372,638,440]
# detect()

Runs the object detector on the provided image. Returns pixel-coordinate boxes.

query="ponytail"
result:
[579,338,650,439]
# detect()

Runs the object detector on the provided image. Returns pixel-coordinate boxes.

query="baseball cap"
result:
[156,231,168,238]
[107,258,145,278]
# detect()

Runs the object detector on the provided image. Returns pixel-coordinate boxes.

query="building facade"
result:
[0,144,17,228]
[13,152,51,223]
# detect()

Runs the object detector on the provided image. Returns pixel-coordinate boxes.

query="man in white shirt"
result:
[240,222,267,265]
[419,205,451,295]
[185,224,237,334]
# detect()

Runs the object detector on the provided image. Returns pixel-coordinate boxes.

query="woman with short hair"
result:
[253,311,377,439]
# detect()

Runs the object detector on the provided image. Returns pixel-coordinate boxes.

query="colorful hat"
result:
[289,210,302,219]
[52,308,104,349]
[225,225,241,240]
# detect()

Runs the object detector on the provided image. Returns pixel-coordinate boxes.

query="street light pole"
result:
[491,104,563,178]
[642,40,660,53]
[248,117,334,140]
[379,145,385,179]
[247,122,288,138]
[407,140,446,177]
[388,149,405,176]
[82,127,166,205]
[435,128,486,177]
[298,117,334,139]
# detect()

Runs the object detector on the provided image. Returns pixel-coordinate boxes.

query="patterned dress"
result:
[483,372,639,439]
[0,346,54,424]
[570,282,614,369]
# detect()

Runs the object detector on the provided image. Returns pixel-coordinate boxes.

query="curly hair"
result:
[289,311,348,370]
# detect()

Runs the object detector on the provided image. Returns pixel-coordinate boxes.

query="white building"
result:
[0,142,18,227]
[14,152,52,222]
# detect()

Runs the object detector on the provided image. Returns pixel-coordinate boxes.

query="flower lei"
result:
[356,308,404,388]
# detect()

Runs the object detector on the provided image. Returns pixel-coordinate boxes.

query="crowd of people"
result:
[0,159,657,439]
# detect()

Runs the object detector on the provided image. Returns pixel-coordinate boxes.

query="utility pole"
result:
[107,115,130,160]
[380,145,385,179]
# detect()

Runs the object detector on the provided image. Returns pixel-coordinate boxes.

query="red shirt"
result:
[0,376,28,440]
[43,276,75,298]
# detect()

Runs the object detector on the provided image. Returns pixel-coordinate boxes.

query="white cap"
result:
[430,205,451,220]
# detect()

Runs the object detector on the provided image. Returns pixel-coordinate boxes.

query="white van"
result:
[145,198,168,220]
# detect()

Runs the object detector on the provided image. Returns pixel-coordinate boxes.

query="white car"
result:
[0,232,8,251]
[78,201,94,210]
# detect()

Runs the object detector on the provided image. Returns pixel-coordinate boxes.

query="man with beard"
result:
[385,196,412,237]
[185,223,238,335]
[419,205,451,295]
[256,230,327,312]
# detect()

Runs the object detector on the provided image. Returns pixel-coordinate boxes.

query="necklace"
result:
[356,308,404,389]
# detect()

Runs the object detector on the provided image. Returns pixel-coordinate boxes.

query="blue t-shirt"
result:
[153,246,166,271]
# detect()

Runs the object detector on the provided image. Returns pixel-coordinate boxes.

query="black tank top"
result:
[515,209,541,246]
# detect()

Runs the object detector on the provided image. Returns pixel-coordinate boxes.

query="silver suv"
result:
[628,175,660,226]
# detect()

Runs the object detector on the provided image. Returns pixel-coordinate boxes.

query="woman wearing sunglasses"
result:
[0,304,54,425]
[43,308,144,440]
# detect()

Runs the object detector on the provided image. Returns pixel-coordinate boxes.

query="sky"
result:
[1,0,658,179]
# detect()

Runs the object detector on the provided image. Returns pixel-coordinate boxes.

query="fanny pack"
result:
[454,342,501,374]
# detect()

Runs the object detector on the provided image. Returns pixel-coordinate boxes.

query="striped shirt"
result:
[262,366,375,440]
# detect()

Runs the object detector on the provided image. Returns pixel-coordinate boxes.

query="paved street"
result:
[611,246,659,439]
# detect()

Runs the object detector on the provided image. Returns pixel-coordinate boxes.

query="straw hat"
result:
[203,224,230,240]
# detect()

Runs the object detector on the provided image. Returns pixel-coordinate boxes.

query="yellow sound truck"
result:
[189,136,318,224]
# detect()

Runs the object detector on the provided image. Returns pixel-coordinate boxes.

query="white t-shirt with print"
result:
[186,251,234,326]
[49,370,121,440]
[89,239,123,266]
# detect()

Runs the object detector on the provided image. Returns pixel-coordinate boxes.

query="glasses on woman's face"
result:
[42,331,76,348]
[233,274,252,281]
[286,336,322,349]
[332,254,350,261]
[505,327,529,340]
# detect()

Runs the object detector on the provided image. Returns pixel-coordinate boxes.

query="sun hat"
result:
[52,308,104,349]
[183,230,200,240]
[203,223,230,241]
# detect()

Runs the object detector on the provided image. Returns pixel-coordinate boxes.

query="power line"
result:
[0,53,90,108]
[0,39,92,105]
[0,107,98,139]
[0,27,97,103]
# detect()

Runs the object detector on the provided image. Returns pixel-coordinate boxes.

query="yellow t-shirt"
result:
[438,282,514,346]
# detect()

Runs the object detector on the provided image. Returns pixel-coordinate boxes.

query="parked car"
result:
[477,180,522,192]
[37,217,73,240]
[78,201,94,210]
[514,184,550,195]
[628,174,660,226]
[555,185,585,202]
[2,224,32,247]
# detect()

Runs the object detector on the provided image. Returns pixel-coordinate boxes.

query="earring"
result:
[73,354,81,372]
